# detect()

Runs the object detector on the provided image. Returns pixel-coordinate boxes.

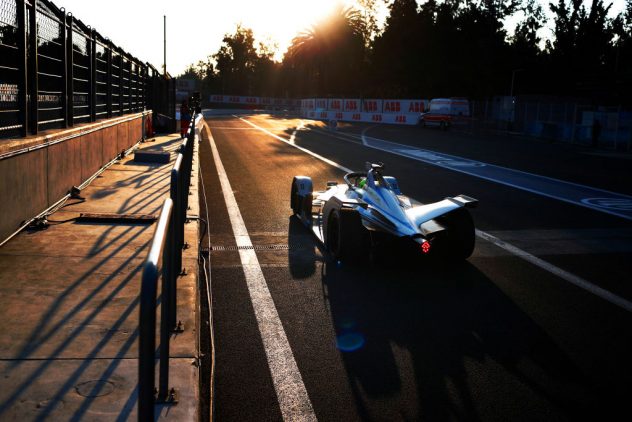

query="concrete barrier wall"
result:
[0,150,48,238]
[0,112,150,242]
[47,137,82,204]
[303,110,421,125]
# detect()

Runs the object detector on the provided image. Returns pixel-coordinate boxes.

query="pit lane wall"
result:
[208,95,428,125]
[0,112,149,244]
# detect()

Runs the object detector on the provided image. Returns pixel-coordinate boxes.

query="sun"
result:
[240,0,350,60]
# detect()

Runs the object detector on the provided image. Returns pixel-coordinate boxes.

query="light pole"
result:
[163,15,166,76]
[510,68,524,98]
[509,69,524,130]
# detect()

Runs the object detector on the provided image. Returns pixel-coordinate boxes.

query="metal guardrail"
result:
[138,197,174,421]
[0,0,175,138]
[138,113,198,420]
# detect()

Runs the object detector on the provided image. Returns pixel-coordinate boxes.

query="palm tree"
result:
[284,4,366,96]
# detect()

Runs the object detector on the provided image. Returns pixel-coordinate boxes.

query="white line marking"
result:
[205,127,261,130]
[360,125,375,146]
[308,122,632,221]
[476,230,632,312]
[208,130,317,421]
[289,120,304,144]
[239,115,632,313]
[236,115,352,172]
[358,126,632,199]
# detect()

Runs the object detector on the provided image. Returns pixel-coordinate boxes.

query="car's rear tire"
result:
[439,208,475,261]
[327,208,367,263]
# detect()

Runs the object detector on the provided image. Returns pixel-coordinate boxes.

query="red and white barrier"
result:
[209,94,430,125]
[362,99,382,113]
[304,110,420,125]
[328,99,344,112]
[383,99,428,114]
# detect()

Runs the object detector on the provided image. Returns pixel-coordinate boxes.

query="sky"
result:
[52,0,371,76]
[52,0,626,77]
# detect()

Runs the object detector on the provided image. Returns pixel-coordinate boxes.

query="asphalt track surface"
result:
[199,112,632,421]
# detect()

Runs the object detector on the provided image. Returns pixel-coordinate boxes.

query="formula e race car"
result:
[290,162,478,263]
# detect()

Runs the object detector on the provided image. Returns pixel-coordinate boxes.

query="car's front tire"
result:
[291,176,312,219]
[290,179,300,215]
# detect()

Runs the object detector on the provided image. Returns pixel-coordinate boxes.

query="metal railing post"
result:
[60,7,68,128]
[66,12,74,127]
[28,0,39,135]
[89,28,96,121]
[139,198,177,421]
[142,65,147,110]
[135,62,140,111]
[127,56,132,113]
[106,42,112,118]
[118,51,123,115]
[17,0,28,137]
[158,210,174,401]
[170,154,183,330]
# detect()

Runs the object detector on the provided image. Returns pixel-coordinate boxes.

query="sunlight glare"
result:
[241,0,347,60]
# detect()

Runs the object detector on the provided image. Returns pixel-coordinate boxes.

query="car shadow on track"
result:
[298,245,607,421]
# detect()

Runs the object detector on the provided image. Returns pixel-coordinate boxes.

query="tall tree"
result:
[213,25,260,95]
[370,0,421,96]
[508,0,546,95]
[284,4,366,96]
[547,0,617,95]
[610,0,632,99]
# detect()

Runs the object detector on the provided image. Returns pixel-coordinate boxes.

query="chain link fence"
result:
[465,96,632,151]
[0,0,176,139]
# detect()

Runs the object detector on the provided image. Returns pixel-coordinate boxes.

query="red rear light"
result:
[421,241,431,254]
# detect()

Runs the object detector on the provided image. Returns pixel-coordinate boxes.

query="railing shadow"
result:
[0,132,189,420]
[0,248,147,416]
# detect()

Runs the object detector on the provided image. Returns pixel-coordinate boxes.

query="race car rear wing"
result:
[406,195,478,227]
[447,194,478,209]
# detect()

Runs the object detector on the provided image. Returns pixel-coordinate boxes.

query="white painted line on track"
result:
[309,122,632,221]
[236,115,353,172]
[289,120,304,144]
[360,125,375,146]
[208,130,317,421]
[204,127,260,130]
[238,115,632,313]
[476,229,632,312]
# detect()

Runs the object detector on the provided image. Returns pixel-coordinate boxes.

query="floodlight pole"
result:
[163,15,166,76]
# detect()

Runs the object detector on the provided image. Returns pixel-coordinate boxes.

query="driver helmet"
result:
[358,177,367,189]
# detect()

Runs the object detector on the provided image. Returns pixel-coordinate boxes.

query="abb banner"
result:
[383,99,428,114]
[314,98,328,109]
[328,99,344,111]
[343,99,361,112]
[362,99,383,113]
[303,110,420,126]
[301,99,315,110]
[209,95,260,104]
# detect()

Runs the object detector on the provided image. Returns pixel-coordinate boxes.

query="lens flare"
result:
[336,333,365,352]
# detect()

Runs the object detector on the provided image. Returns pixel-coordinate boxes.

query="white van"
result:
[421,98,470,129]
